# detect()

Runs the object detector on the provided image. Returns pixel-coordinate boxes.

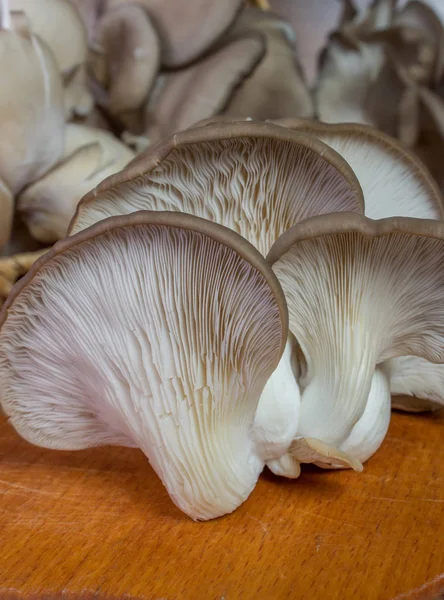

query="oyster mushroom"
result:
[10,0,93,117]
[0,2,64,194]
[69,0,103,44]
[139,35,265,146]
[69,121,365,256]
[0,211,288,521]
[108,0,245,68]
[270,119,444,219]
[89,3,160,119]
[18,124,135,243]
[267,212,444,467]
[68,120,365,475]
[223,7,314,120]
[123,33,267,145]
[272,118,444,413]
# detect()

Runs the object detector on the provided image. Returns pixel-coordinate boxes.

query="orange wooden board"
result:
[0,408,443,600]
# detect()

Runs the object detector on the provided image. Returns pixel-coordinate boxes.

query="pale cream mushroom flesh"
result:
[18,124,135,243]
[270,119,444,219]
[0,211,288,521]
[267,213,444,469]
[0,2,64,194]
[271,118,444,414]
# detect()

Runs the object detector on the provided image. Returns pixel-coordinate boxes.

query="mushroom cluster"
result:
[0,0,314,301]
[312,0,444,194]
[2,113,444,520]
[0,0,443,522]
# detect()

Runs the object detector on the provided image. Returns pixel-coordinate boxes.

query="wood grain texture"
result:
[0,408,443,600]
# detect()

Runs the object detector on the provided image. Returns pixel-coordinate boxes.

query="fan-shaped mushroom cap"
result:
[142,35,265,145]
[0,18,64,194]
[69,121,364,256]
[223,7,313,120]
[10,0,92,117]
[90,3,160,117]
[0,178,13,251]
[0,211,287,520]
[271,118,444,413]
[18,124,134,243]
[269,119,444,219]
[267,212,444,459]
[108,0,244,68]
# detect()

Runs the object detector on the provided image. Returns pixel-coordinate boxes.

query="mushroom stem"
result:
[337,365,391,465]
[253,335,300,461]
[298,337,378,445]
[0,0,11,30]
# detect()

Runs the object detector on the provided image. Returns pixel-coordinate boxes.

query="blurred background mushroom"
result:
[1,0,444,325]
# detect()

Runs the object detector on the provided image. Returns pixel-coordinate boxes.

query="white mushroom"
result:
[0,211,288,520]
[388,356,444,411]
[272,118,444,414]
[69,121,365,256]
[270,119,444,219]
[267,213,444,467]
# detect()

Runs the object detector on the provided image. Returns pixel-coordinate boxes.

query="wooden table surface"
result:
[0,407,443,600]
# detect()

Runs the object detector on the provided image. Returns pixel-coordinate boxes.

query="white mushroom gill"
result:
[0,216,286,520]
[270,219,444,457]
[272,121,444,220]
[388,355,444,411]
[70,133,363,256]
[307,131,442,219]
[272,120,444,414]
